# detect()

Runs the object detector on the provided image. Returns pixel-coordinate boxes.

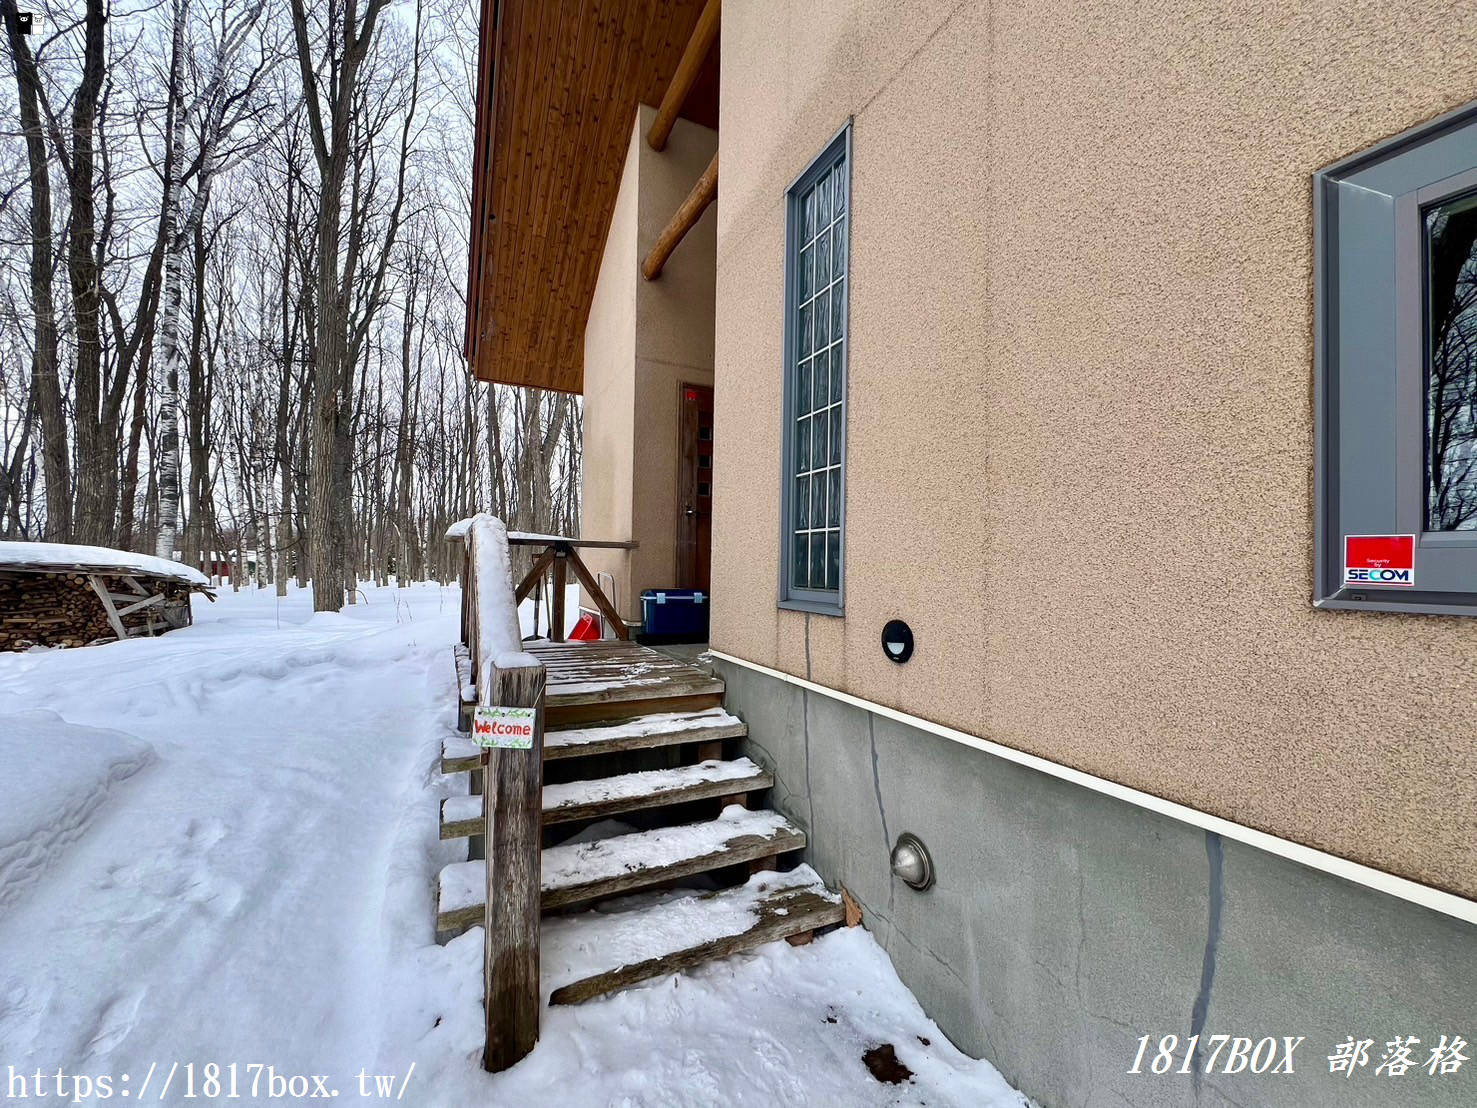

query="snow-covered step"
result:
[544,707,746,760]
[544,670,726,729]
[439,707,747,775]
[435,807,807,937]
[441,732,483,774]
[439,758,774,838]
[543,865,845,1005]
[544,757,771,824]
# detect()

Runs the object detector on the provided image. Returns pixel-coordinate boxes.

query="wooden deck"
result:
[530,639,725,727]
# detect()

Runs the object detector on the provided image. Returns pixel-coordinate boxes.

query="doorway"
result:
[676,383,713,590]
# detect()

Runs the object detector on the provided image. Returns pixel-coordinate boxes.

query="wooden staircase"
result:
[435,638,843,1004]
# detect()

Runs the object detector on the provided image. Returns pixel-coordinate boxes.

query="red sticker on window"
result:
[1344,534,1415,587]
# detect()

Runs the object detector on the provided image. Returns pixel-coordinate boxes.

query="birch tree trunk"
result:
[154,0,189,559]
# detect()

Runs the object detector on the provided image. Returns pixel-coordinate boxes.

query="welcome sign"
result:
[472,705,538,749]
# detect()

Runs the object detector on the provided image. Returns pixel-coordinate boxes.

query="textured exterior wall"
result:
[720,659,1477,1108]
[582,108,718,622]
[711,0,1477,896]
[580,115,640,616]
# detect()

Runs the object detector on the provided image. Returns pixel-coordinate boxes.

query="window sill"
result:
[778,598,844,617]
[1315,590,1477,617]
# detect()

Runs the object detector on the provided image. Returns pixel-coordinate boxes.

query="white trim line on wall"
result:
[707,649,1477,928]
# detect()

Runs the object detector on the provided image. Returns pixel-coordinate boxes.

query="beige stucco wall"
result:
[582,107,717,623]
[580,114,640,617]
[712,0,1477,897]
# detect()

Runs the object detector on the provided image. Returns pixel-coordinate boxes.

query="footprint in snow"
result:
[185,817,227,851]
[84,987,147,1059]
[92,818,240,923]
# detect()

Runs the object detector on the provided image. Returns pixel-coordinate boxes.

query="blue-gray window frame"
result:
[1316,99,1477,614]
[779,122,852,615]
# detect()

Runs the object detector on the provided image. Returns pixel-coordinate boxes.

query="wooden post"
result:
[647,0,721,152]
[482,660,546,1072]
[550,551,567,643]
[642,151,718,281]
[460,556,469,644]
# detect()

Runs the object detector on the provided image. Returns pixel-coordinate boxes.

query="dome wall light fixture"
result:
[890,832,935,891]
[881,619,913,664]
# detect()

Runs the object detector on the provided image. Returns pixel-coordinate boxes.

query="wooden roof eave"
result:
[464,0,720,396]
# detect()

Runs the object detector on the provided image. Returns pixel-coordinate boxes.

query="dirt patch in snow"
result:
[863,1043,914,1085]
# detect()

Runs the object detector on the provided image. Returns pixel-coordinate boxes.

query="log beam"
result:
[641,151,718,281]
[647,0,720,152]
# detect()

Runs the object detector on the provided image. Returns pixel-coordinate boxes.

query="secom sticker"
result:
[1343,534,1416,588]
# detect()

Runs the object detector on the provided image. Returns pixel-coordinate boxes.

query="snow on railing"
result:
[450,513,545,1073]
[460,515,540,700]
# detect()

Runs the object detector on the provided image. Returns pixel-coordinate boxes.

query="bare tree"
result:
[2,0,70,537]
[0,0,580,586]
[154,0,272,558]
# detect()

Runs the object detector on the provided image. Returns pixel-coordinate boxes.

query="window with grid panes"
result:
[781,126,849,611]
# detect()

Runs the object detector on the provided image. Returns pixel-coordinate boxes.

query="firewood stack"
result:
[0,571,194,651]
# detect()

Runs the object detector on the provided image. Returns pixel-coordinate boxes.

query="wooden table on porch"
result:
[507,532,636,642]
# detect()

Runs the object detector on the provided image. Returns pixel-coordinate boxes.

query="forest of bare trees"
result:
[0,0,580,610]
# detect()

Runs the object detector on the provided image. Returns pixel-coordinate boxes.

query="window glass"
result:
[783,128,850,606]
[1426,190,1477,530]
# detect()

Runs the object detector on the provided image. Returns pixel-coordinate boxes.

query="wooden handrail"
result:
[457,515,545,1072]
[449,520,635,641]
[647,0,720,152]
[642,150,718,281]
[509,535,632,642]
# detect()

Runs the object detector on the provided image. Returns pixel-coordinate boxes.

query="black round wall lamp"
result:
[881,620,913,664]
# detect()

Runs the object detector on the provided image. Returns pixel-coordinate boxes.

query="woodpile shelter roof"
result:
[0,541,211,587]
[464,0,719,394]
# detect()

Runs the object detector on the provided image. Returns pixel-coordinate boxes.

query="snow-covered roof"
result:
[0,541,211,586]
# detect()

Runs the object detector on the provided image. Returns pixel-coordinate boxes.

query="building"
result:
[464,3,1477,1104]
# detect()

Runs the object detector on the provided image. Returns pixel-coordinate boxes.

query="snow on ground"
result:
[389,924,1028,1108]
[0,712,155,912]
[0,580,1026,1107]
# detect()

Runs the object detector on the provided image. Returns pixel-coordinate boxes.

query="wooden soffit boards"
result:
[465,0,719,394]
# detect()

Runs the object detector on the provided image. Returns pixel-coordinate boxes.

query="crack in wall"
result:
[865,898,967,985]
[1074,863,1087,1003]
[866,713,898,912]
[868,714,890,849]
[1189,831,1224,1100]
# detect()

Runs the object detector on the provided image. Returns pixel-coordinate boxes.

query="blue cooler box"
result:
[640,589,710,641]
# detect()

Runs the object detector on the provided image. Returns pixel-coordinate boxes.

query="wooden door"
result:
[676,383,714,590]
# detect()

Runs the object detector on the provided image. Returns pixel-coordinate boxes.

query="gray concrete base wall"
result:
[716,658,1477,1108]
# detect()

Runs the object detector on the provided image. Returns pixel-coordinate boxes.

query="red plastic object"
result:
[569,613,601,641]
